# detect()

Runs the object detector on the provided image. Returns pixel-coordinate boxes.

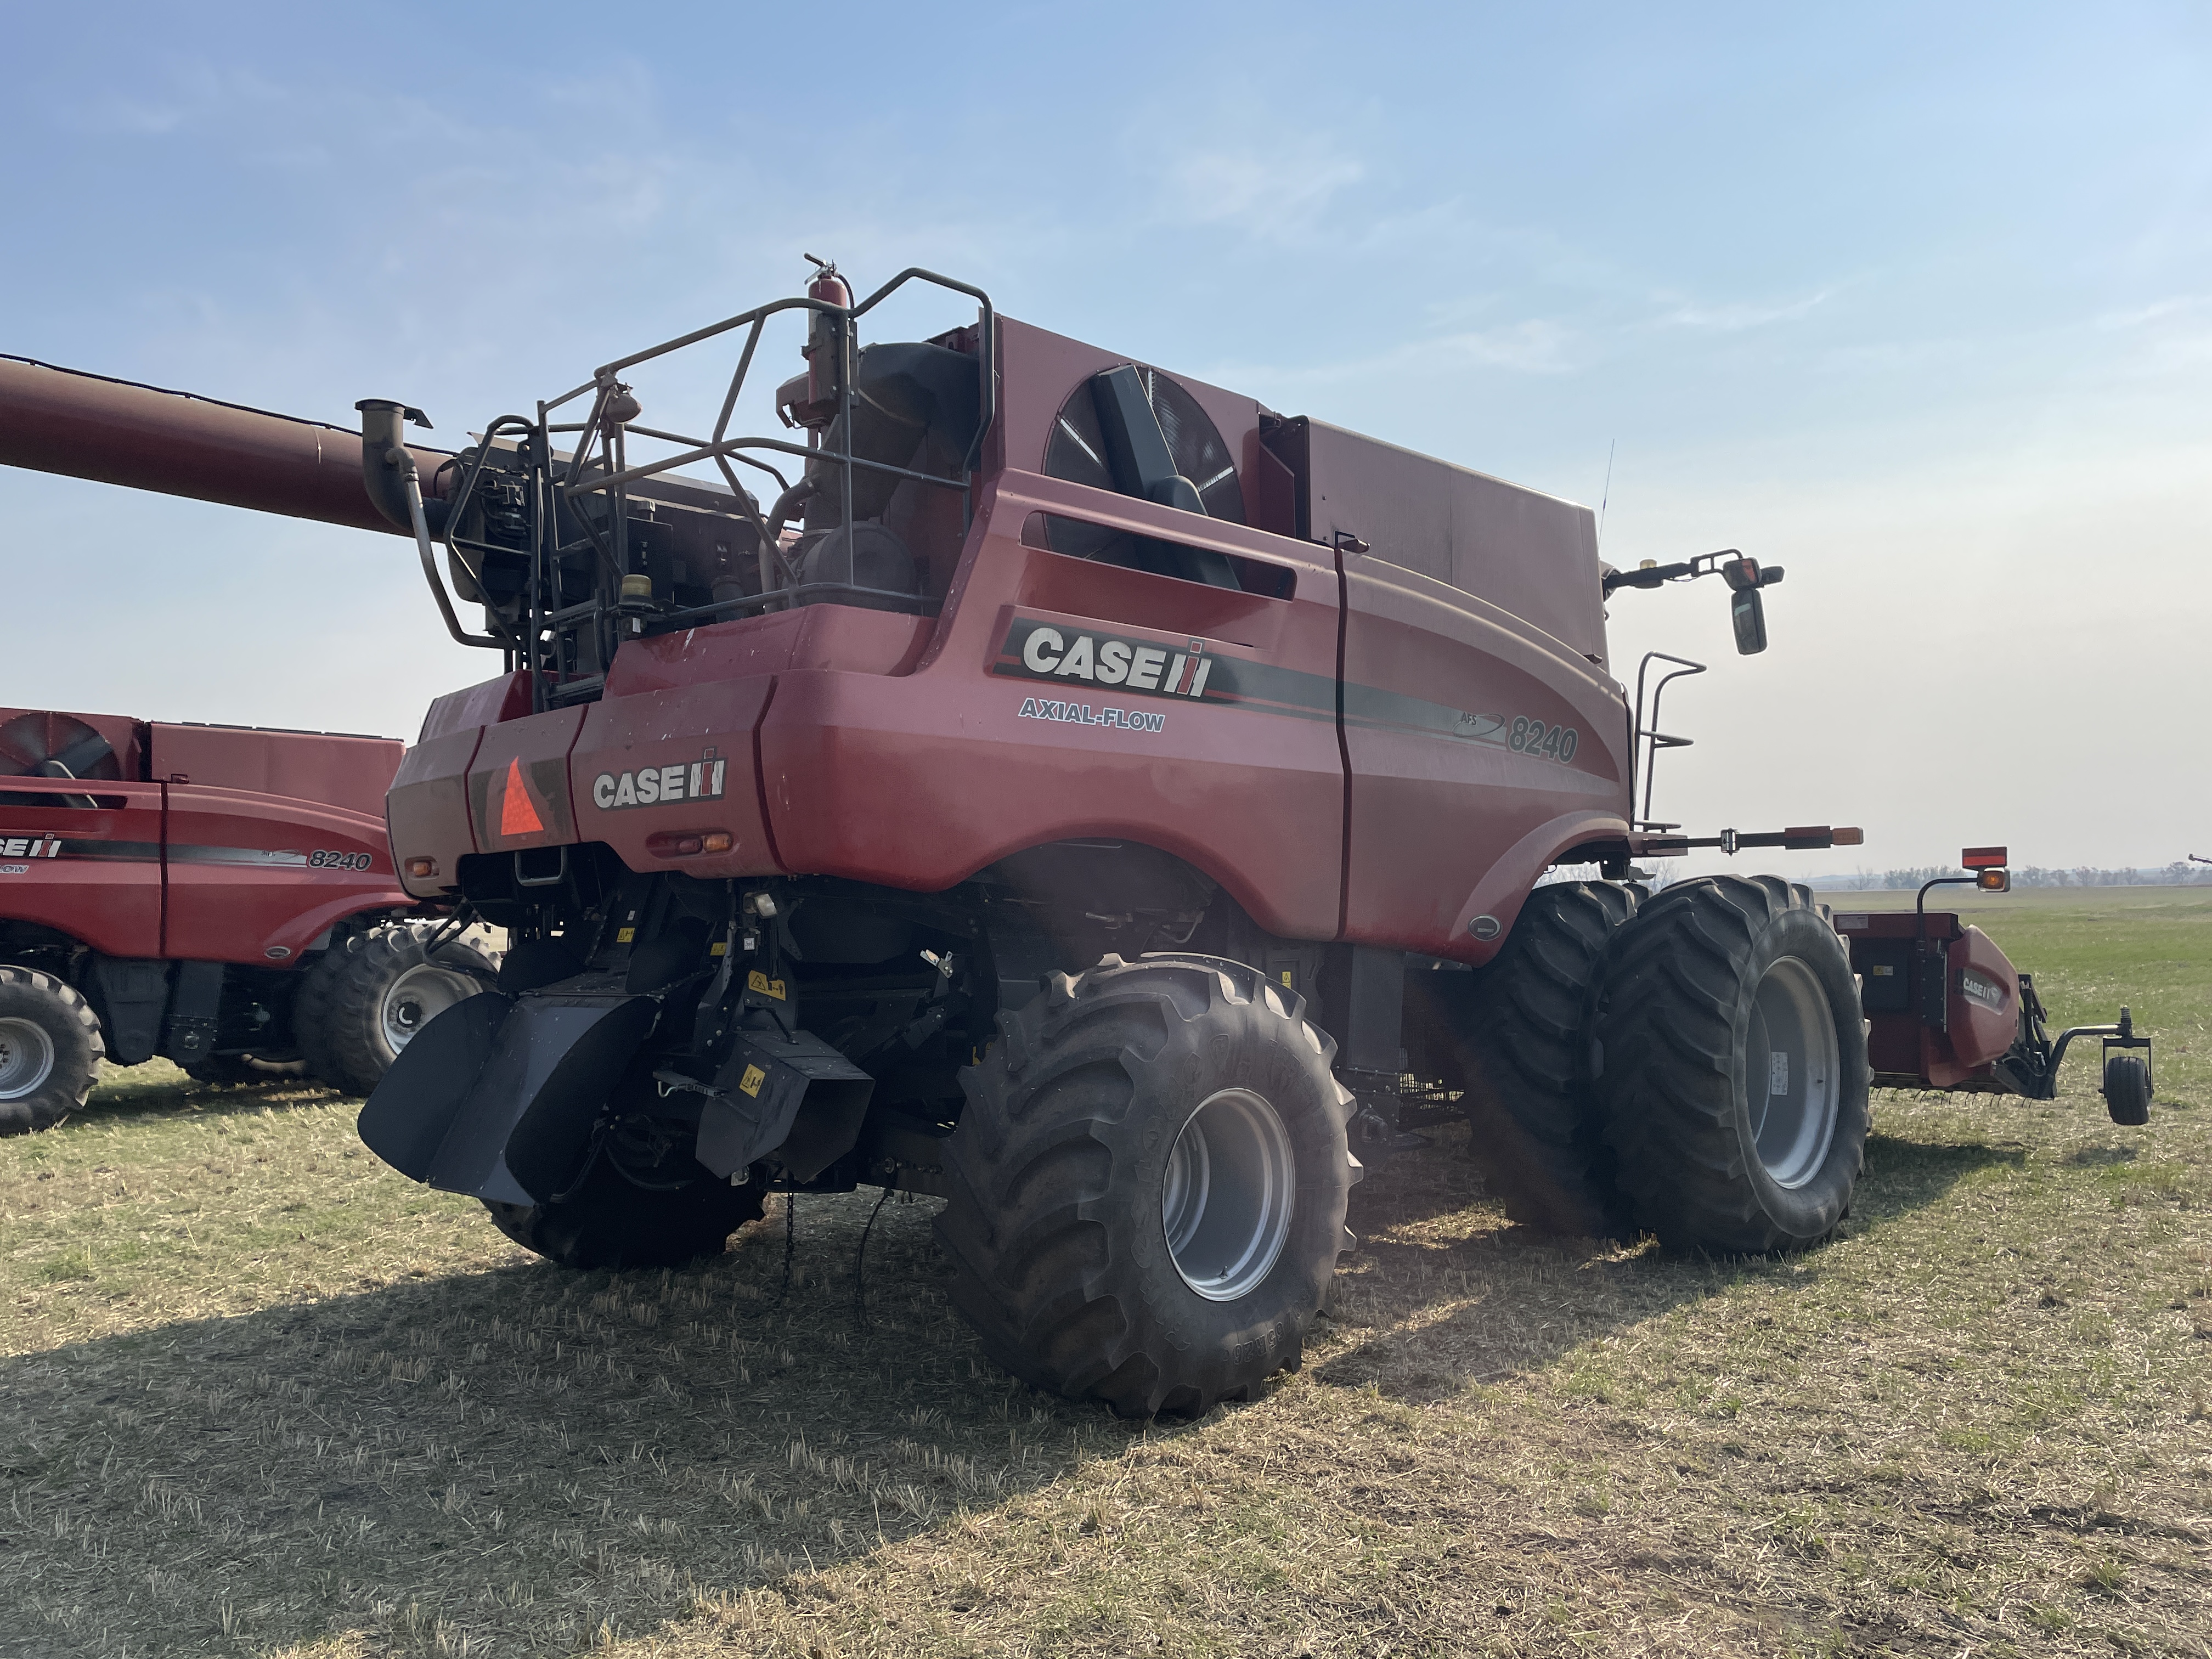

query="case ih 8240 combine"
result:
[0,270,2152,1415]
[0,707,493,1130]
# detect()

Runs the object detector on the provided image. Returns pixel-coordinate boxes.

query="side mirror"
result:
[1731,586,1768,654]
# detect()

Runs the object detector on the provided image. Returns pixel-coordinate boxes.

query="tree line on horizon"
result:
[1818,862,2212,891]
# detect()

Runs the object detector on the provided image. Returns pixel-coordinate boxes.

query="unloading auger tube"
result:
[0,262,2154,1418]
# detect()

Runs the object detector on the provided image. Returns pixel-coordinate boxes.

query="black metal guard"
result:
[430,269,995,714]
[1630,650,1707,828]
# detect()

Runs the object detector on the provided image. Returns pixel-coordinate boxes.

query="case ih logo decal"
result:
[0,836,63,860]
[990,616,1589,769]
[1960,967,2009,1012]
[591,754,729,812]
[997,620,1220,702]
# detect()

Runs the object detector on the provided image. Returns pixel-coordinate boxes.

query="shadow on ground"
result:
[1310,1124,2024,1403]
[2,1111,2028,1656]
[65,1063,335,1132]
[0,1184,1118,1656]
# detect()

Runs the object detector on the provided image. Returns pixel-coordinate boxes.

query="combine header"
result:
[0,273,2153,1415]
[1836,847,2153,1121]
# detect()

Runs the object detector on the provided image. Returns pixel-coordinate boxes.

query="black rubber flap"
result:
[437,992,661,1204]
[358,991,511,1183]
[695,1029,873,1183]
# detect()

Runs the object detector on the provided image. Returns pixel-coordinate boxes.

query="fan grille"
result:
[1042,366,1243,562]
[0,713,121,781]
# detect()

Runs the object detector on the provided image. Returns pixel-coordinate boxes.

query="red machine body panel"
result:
[467,708,585,857]
[383,314,1643,962]
[1293,417,1609,667]
[146,723,400,820]
[1338,553,1631,956]
[575,678,781,878]
[388,729,485,896]
[0,708,411,967]
[603,607,935,695]
[161,784,404,962]
[0,775,166,958]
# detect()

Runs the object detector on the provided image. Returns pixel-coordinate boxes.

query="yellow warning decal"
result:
[616,927,636,944]
[1279,970,1293,987]
[710,941,729,956]
[747,970,787,1000]
[738,1064,766,1098]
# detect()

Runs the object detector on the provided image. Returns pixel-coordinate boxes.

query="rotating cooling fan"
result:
[1042,364,1244,567]
[0,712,121,781]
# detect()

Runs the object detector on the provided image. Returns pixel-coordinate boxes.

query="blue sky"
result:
[4,2,2208,874]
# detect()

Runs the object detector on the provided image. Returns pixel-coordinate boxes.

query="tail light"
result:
[647,830,734,859]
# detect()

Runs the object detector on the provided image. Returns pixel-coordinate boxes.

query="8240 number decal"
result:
[1508,717,1578,763]
[309,850,375,871]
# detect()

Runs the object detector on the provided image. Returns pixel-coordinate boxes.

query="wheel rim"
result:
[1160,1086,1296,1302]
[0,1016,57,1102]
[1746,955,1841,1188]
[379,963,481,1056]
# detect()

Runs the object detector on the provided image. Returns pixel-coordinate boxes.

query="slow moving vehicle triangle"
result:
[499,756,544,837]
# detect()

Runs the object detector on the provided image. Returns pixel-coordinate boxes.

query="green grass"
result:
[3,891,2209,1657]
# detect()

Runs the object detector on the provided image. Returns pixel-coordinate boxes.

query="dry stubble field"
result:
[2,889,2208,1658]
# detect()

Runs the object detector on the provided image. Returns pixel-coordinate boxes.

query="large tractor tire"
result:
[295,921,496,1096]
[483,1114,768,1270]
[1421,880,1638,1238]
[0,966,104,1135]
[936,954,1357,1419]
[1593,876,1869,1254]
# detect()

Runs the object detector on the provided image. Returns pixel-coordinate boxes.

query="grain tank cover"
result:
[1265,416,1606,663]
[145,724,403,819]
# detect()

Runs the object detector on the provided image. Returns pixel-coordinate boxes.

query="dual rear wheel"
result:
[1430,875,1870,1254]
[294,921,495,1095]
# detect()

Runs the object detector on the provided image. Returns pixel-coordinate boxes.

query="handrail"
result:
[444,268,999,708]
[1631,651,1708,826]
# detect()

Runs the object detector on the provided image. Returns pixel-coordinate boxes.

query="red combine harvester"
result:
[0,276,2152,1414]
[0,707,492,1132]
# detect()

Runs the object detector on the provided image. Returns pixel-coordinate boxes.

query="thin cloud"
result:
[2094,294,2212,331]
[1157,140,1365,241]
[1657,289,1833,331]
[1203,317,1583,396]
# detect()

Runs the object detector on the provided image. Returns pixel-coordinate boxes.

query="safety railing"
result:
[428,269,994,710]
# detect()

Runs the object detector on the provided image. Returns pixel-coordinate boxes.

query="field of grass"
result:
[3,890,2208,1658]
